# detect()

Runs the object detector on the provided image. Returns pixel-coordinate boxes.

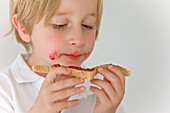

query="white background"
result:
[0,0,170,113]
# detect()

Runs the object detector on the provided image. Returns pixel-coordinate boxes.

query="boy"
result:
[0,0,125,113]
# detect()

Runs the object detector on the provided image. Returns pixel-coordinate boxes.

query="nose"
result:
[68,27,85,47]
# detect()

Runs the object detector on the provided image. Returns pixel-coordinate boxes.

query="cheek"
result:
[85,32,96,58]
[32,30,63,60]
[84,51,91,58]
[85,40,95,58]
[88,31,96,48]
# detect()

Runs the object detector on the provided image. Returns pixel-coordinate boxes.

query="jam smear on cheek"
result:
[84,51,91,58]
[49,51,58,60]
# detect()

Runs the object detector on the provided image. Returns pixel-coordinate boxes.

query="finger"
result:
[60,75,70,80]
[45,67,71,83]
[50,78,85,91]
[90,79,116,101]
[98,67,123,94]
[50,86,86,102]
[103,77,109,83]
[108,65,125,89]
[90,86,110,105]
[55,99,80,112]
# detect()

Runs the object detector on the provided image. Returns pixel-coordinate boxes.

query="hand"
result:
[90,65,125,113]
[28,67,86,113]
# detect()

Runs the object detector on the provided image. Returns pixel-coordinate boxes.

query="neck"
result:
[26,53,48,78]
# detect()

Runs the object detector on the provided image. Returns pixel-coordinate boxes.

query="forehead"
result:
[56,0,97,16]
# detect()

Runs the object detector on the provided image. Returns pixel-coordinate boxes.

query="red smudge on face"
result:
[49,51,58,60]
[84,51,91,58]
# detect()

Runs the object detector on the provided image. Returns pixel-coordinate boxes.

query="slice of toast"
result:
[32,64,131,80]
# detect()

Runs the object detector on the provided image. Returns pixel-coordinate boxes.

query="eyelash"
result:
[52,24,67,29]
[82,24,94,30]
[52,24,94,30]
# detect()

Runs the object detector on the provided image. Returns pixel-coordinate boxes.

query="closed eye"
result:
[52,24,67,29]
[82,24,94,30]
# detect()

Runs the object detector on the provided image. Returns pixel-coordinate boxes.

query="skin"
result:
[12,0,125,113]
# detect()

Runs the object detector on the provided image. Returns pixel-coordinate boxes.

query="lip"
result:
[63,54,82,60]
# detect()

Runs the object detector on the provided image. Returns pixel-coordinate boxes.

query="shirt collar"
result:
[11,54,44,83]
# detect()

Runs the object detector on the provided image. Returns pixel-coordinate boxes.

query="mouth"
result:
[63,54,82,60]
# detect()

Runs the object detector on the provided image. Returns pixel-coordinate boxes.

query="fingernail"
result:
[80,87,85,91]
[98,67,103,71]
[67,69,71,72]
[80,78,84,82]
[108,65,114,70]
[77,100,80,104]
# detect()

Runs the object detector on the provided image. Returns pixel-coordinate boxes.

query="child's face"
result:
[30,0,97,66]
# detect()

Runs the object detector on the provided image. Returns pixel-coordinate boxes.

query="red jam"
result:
[49,55,55,60]
[84,51,91,58]
[49,51,57,60]
[53,64,61,67]
[52,64,95,71]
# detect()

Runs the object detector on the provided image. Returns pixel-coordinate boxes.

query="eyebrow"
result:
[87,13,97,17]
[54,11,72,16]
[54,11,97,17]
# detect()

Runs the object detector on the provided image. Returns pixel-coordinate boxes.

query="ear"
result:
[12,14,31,42]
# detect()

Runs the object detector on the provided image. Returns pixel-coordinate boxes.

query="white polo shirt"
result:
[0,54,125,113]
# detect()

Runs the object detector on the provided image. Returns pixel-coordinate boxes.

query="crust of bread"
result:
[32,64,130,80]
[97,64,131,77]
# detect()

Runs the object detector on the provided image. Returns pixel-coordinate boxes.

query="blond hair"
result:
[8,0,103,52]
